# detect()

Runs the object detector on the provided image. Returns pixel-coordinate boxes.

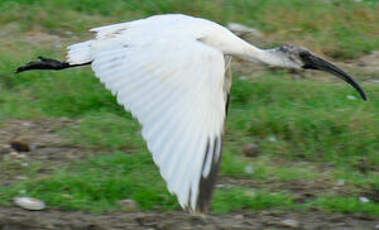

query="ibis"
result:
[16,14,367,213]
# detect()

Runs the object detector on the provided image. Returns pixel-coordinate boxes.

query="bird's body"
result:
[76,14,237,212]
[16,14,367,213]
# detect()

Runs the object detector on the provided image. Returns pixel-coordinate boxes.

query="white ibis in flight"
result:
[16,14,367,213]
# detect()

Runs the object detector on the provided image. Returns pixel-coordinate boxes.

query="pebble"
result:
[9,151,19,157]
[375,224,379,229]
[239,76,248,81]
[16,176,27,180]
[61,194,72,199]
[244,190,256,197]
[234,214,244,220]
[268,136,277,142]
[359,196,370,203]
[215,183,233,189]
[13,197,46,211]
[244,165,255,175]
[117,199,138,211]
[336,179,345,186]
[22,121,32,127]
[346,95,357,100]
[280,219,300,228]
[9,136,31,152]
[242,143,260,157]
[0,144,11,154]
[16,153,26,159]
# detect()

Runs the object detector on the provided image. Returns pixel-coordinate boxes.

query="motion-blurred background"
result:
[0,0,378,229]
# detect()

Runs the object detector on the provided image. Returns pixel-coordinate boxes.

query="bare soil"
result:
[0,206,377,230]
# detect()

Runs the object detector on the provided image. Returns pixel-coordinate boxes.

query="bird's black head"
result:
[274,44,367,101]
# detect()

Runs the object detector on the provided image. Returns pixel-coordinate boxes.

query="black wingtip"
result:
[14,57,71,74]
[196,136,222,213]
[15,57,91,74]
[15,66,25,74]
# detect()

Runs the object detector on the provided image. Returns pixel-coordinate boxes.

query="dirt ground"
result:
[1,206,377,230]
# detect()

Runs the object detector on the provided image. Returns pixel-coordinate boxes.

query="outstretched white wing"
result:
[76,25,227,211]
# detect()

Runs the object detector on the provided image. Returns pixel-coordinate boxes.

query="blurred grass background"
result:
[0,0,378,215]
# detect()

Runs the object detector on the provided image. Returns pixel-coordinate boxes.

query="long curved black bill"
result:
[300,52,367,101]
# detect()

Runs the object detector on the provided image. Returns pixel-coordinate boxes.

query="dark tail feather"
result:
[196,136,222,213]
[15,56,90,74]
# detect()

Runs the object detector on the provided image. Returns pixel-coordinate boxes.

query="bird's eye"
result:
[279,45,289,52]
[299,51,310,59]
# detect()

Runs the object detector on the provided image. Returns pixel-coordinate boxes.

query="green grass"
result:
[0,151,295,214]
[310,195,379,215]
[0,0,378,59]
[229,76,378,166]
[0,0,378,216]
[0,152,179,212]
[212,187,293,213]
[0,156,43,182]
[59,112,143,150]
[1,69,378,215]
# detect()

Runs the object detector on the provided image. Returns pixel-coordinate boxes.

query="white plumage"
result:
[68,14,235,212]
[18,13,366,213]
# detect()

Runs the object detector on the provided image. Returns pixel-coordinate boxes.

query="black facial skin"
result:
[299,51,367,101]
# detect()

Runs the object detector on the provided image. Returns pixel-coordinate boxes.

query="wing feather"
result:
[79,24,227,212]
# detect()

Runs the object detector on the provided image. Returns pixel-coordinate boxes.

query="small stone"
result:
[244,165,255,175]
[359,196,370,203]
[244,190,256,197]
[234,214,244,220]
[239,76,248,81]
[9,151,19,157]
[16,176,27,180]
[117,199,138,211]
[0,144,11,154]
[61,194,72,199]
[9,136,31,152]
[13,197,46,211]
[16,153,26,159]
[63,30,73,36]
[242,143,260,157]
[28,142,38,151]
[215,183,233,189]
[280,219,300,228]
[22,121,32,127]
[268,136,277,142]
[336,179,345,186]
[375,224,379,229]
[346,95,357,100]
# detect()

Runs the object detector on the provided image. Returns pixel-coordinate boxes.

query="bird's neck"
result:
[216,32,284,67]
[231,40,283,67]
[202,28,286,67]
